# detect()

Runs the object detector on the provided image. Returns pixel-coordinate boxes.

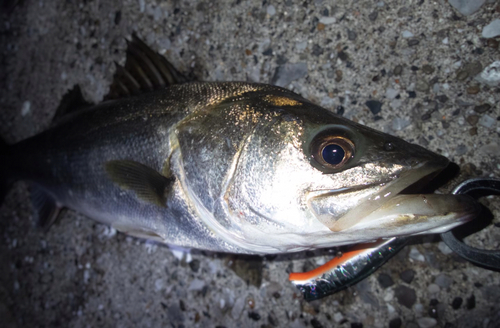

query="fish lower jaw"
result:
[325,162,451,233]
[343,194,479,237]
[411,211,478,235]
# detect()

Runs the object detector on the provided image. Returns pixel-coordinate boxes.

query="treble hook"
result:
[440,177,500,271]
[290,177,500,301]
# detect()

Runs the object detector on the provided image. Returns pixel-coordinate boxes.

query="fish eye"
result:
[322,144,345,165]
[311,136,355,169]
[384,141,395,151]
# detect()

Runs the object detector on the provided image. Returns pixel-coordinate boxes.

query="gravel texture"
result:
[1,1,500,327]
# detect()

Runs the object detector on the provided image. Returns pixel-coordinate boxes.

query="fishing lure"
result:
[290,178,500,301]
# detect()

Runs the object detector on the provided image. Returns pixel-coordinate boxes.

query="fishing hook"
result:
[290,177,500,301]
[440,177,500,271]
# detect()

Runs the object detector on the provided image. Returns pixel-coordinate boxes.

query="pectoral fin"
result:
[112,223,166,243]
[105,160,174,207]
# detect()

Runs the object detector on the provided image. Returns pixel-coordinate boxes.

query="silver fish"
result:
[1,36,478,254]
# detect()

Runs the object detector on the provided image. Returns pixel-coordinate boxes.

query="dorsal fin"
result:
[53,35,190,121]
[105,33,189,100]
[52,85,92,122]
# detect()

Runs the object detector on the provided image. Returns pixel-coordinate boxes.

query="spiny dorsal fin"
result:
[54,35,190,120]
[105,33,189,100]
[52,85,92,122]
[105,160,174,207]
[31,185,63,231]
[129,34,189,85]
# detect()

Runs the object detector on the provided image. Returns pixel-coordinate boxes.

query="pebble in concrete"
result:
[482,19,500,39]
[448,0,485,16]
[395,285,417,308]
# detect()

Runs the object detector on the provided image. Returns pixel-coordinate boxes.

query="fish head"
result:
[221,94,478,252]
[176,87,478,253]
[298,114,477,237]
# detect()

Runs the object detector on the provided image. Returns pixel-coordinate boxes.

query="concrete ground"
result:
[1,0,499,327]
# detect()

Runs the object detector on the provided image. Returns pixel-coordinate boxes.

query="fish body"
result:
[2,37,479,255]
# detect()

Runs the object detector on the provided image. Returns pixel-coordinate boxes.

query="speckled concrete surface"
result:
[1,1,500,327]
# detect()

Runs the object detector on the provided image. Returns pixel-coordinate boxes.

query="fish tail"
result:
[0,136,15,204]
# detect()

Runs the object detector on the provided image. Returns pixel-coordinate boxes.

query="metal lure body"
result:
[289,238,408,300]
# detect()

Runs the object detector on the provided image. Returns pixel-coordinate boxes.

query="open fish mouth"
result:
[310,160,480,238]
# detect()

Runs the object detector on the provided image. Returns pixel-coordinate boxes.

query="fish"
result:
[0,35,479,255]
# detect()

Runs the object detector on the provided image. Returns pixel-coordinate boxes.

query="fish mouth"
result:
[312,159,480,238]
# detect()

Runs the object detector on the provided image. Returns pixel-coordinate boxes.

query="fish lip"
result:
[354,193,480,233]
[306,180,393,198]
[410,194,481,235]
[326,158,454,232]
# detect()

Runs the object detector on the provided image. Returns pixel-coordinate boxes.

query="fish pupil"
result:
[322,144,345,165]
[384,142,395,151]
